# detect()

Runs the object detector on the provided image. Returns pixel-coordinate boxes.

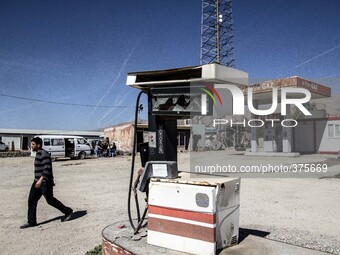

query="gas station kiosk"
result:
[102,63,249,255]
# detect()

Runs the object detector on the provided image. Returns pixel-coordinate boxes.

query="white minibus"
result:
[33,135,92,160]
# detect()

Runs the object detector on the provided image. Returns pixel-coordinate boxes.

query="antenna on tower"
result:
[200,0,235,67]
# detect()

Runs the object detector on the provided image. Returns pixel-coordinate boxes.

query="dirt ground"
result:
[0,153,339,255]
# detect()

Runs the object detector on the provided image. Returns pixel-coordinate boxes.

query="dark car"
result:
[235,143,246,151]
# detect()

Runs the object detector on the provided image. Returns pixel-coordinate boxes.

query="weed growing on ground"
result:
[85,245,101,255]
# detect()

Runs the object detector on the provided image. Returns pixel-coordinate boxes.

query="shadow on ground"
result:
[216,228,270,254]
[38,210,87,226]
[238,228,270,243]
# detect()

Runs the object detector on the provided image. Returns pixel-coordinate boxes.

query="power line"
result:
[0,93,134,109]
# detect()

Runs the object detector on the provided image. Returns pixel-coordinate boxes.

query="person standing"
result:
[20,137,73,229]
[111,142,117,157]
[104,137,110,157]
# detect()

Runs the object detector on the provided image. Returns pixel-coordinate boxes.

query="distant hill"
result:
[90,128,105,132]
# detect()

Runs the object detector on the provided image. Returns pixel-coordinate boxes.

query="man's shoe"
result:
[20,222,37,229]
[64,209,73,222]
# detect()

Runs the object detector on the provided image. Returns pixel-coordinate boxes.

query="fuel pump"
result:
[127,78,210,234]
[123,63,248,255]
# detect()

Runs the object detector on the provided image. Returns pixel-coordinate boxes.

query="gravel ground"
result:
[0,153,339,255]
[242,225,340,255]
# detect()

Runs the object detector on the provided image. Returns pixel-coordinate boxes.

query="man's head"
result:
[31,137,43,152]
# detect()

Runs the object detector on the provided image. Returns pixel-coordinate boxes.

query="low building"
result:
[246,77,340,155]
[104,122,190,153]
[104,123,135,152]
[0,129,103,151]
[295,117,340,155]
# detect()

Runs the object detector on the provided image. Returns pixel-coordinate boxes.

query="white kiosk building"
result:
[247,76,336,155]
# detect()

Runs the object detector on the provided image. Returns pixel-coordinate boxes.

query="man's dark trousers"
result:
[28,181,70,224]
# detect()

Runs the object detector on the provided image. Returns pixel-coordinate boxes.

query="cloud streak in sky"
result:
[98,89,135,124]
[296,44,340,68]
[92,39,142,114]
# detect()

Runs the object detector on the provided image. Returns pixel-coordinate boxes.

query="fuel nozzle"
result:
[133,167,144,191]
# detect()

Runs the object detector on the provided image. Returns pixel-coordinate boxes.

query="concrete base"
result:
[244,152,300,157]
[102,220,185,255]
[102,221,329,255]
[220,235,328,255]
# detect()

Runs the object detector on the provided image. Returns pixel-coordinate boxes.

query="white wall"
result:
[1,137,21,150]
[294,122,314,153]
[317,120,340,153]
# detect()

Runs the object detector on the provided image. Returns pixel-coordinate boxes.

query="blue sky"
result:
[0,0,339,130]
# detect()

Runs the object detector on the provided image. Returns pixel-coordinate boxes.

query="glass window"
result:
[335,124,340,137]
[77,138,86,144]
[328,124,334,137]
[44,139,50,146]
[51,139,64,146]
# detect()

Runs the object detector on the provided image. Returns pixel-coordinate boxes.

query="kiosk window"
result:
[335,124,340,137]
[328,124,334,137]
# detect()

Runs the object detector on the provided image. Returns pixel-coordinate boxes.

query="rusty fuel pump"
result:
[126,68,209,233]
[105,63,249,255]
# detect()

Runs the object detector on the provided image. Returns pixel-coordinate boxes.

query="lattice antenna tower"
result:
[200,0,235,67]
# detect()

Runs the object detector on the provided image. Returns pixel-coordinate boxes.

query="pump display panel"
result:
[151,87,212,116]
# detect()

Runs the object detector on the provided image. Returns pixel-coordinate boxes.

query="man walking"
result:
[20,137,73,229]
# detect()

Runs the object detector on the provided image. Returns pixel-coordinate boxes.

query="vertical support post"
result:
[251,100,259,152]
[215,0,220,63]
[282,104,292,153]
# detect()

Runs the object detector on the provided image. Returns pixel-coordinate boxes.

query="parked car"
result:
[234,143,246,151]
[0,142,9,151]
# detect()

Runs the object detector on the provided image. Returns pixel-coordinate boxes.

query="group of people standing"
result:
[93,138,117,157]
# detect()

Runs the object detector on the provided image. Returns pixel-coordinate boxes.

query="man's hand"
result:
[35,176,43,188]
[137,167,145,176]
[35,181,42,188]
